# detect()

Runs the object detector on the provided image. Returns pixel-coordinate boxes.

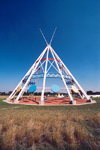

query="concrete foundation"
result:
[72,100,76,105]
[69,100,76,105]
[39,100,44,105]
[13,99,19,104]
[6,98,10,102]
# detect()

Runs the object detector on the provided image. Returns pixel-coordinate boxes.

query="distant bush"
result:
[87,90,100,95]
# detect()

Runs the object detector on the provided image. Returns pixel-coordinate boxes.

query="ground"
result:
[0,96,100,150]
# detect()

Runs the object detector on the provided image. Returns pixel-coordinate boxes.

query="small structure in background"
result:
[57,93,64,98]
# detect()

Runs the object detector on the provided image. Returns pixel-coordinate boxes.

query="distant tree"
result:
[23,92,29,96]
[0,92,6,95]
[87,91,100,95]
[93,91,100,95]
[87,91,93,95]
[8,91,12,95]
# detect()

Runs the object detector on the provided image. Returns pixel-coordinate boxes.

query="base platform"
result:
[9,97,91,105]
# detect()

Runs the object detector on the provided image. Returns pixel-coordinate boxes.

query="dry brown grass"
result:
[0,96,8,99]
[0,98,100,150]
[2,126,16,150]
[0,113,99,150]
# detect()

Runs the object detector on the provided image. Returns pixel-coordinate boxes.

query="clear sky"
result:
[0,0,100,92]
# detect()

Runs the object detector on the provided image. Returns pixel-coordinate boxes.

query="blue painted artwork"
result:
[29,85,37,92]
[51,85,60,93]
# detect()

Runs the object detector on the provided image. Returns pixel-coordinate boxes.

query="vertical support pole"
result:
[50,47,73,102]
[40,47,49,105]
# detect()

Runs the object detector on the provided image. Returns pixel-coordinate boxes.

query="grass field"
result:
[0,96,100,150]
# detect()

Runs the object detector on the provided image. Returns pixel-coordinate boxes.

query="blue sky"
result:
[0,0,100,92]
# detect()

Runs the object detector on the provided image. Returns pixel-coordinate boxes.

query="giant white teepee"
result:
[7,29,90,105]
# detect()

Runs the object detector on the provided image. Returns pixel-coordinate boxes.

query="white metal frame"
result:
[47,60,59,73]
[7,29,90,104]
